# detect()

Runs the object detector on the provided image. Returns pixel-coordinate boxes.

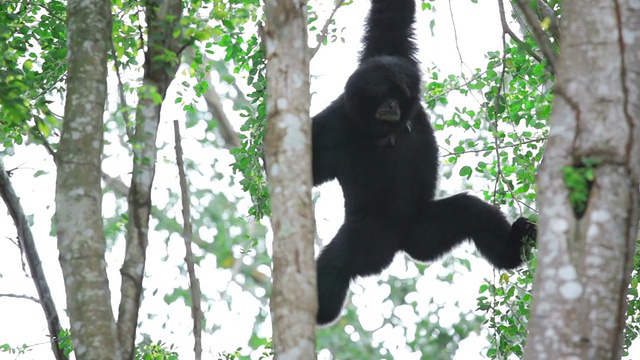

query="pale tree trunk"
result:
[263,0,317,358]
[117,0,182,358]
[524,1,640,358]
[55,0,119,359]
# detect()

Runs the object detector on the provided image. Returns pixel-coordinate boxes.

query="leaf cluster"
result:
[0,0,66,148]
[477,264,535,358]
[562,157,600,218]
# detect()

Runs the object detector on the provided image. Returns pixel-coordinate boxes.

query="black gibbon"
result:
[311,0,535,325]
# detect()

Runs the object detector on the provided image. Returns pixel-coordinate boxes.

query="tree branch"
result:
[32,117,57,158]
[101,172,130,197]
[514,0,557,74]
[310,0,346,58]
[497,0,545,67]
[0,160,67,360]
[203,71,241,149]
[439,137,547,157]
[173,120,204,360]
[534,0,560,44]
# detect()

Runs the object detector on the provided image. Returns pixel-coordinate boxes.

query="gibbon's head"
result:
[344,55,421,136]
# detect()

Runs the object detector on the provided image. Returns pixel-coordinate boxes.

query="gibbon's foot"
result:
[512,217,537,262]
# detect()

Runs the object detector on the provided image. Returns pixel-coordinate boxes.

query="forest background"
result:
[1,0,639,359]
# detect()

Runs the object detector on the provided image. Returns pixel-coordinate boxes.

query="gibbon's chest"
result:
[339,129,433,191]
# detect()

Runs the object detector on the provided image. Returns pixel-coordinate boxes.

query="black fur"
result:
[312,0,535,326]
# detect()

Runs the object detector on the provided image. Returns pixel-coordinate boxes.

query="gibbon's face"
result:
[344,56,421,135]
[374,98,401,123]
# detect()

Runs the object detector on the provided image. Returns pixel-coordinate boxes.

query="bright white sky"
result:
[1,0,639,359]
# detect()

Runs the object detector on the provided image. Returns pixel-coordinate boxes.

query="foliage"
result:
[427,44,548,210]
[477,260,536,358]
[135,342,179,360]
[420,2,553,357]
[210,3,270,220]
[229,45,269,219]
[0,0,67,148]
[624,241,640,356]
[562,157,601,218]
[0,342,30,356]
[218,343,273,360]
[2,332,178,360]
[58,329,73,356]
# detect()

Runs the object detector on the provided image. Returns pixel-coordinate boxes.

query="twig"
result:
[33,117,57,158]
[0,159,68,360]
[32,70,66,100]
[491,22,523,214]
[447,0,482,105]
[173,120,203,360]
[424,69,488,105]
[310,0,346,58]
[439,137,547,157]
[0,293,40,303]
[110,35,133,139]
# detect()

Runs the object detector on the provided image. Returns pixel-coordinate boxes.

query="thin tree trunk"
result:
[116,0,182,358]
[263,0,317,357]
[55,0,119,358]
[524,1,640,358]
[173,121,203,360]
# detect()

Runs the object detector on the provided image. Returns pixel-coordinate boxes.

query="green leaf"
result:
[459,165,472,179]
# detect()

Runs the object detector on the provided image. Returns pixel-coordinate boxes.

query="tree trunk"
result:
[55,0,119,359]
[116,1,182,358]
[524,1,640,358]
[263,0,317,358]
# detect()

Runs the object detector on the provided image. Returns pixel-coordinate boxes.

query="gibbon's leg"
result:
[402,193,533,270]
[316,217,399,325]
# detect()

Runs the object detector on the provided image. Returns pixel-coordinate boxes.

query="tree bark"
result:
[524,1,640,358]
[55,0,119,358]
[263,0,317,358]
